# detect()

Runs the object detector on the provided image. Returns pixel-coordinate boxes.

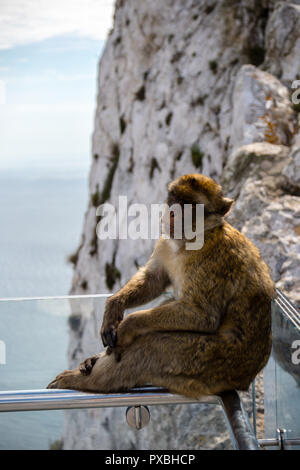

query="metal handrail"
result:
[0,387,219,411]
[0,293,112,302]
[274,289,300,331]
[0,387,259,450]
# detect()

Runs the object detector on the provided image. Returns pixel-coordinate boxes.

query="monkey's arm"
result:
[101,240,170,348]
[116,299,221,348]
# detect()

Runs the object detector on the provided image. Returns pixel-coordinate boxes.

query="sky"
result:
[0,0,115,171]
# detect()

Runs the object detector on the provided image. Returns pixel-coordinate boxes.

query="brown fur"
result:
[48,174,276,398]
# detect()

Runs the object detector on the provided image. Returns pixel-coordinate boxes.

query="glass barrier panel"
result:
[0,295,107,450]
[0,293,257,450]
[264,291,300,450]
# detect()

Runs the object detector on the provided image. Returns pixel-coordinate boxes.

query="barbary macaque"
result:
[48,174,276,398]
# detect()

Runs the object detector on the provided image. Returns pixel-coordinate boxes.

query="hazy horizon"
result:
[0,0,114,170]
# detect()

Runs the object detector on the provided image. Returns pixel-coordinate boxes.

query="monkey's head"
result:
[167,174,234,215]
[163,174,234,238]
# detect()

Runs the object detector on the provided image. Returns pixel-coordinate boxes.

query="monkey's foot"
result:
[79,354,100,375]
[47,369,82,390]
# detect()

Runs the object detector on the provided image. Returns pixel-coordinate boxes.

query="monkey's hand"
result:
[102,315,139,363]
[100,298,124,348]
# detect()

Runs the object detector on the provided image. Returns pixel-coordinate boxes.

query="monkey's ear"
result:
[188,176,198,189]
[219,197,234,216]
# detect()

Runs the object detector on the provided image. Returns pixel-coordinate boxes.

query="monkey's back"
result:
[167,222,275,393]
[216,223,275,389]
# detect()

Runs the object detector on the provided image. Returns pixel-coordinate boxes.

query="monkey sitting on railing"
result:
[48,174,276,397]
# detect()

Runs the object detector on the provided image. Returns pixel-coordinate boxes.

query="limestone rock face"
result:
[283,142,300,189]
[231,65,294,152]
[63,0,300,449]
[223,142,300,304]
[265,2,300,83]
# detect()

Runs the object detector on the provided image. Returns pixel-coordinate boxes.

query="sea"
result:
[0,165,89,449]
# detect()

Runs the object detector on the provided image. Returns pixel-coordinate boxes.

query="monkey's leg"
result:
[47,332,222,397]
[116,299,221,348]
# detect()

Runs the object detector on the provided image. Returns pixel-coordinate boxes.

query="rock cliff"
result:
[63,0,300,449]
